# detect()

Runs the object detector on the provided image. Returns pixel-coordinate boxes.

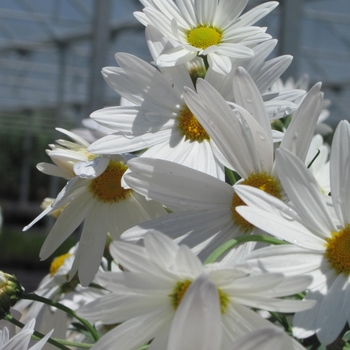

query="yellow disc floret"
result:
[325,225,350,275]
[50,253,72,277]
[170,279,192,309]
[218,288,230,314]
[88,161,132,203]
[186,25,223,50]
[231,172,282,233]
[177,106,209,142]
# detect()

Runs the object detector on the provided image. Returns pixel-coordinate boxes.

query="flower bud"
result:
[0,272,24,319]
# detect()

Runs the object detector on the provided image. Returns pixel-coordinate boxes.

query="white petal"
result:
[236,205,326,250]
[90,308,172,350]
[141,137,225,180]
[157,46,198,67]
[241,244,324,276]
[330,120,350,226]
[233,67,273,143]
[55,127,90,147]
[174,245,203,276]
[88,129,173,154]
[36,162,72,179]
[73,157,109,179]
[230,327,305,350]
[69,202,109,286]
[280,83,323,163]
[39,193,92,259]
[316,274,350,345]
[276,149,337,236]
[214,0,249,28]
[125,157,233,209]
[207,51,232,74]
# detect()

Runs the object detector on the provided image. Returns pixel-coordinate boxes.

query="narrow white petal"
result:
[55,127,90,147]
[229,2,278,29]
[280,83,323,163]
[236,206,326,250]
[91,308,172,350]
[144,231,179,268]
[73,157,109,179]
[184,81,260,177]
[233,294,314,313]
[125,157,233,209]
[276,149,337,235]
[330,120,350,226]
[316,274,350,345]
[39,193,92,260]
[241,244,324,276]
[207,51,233,74]
[69,203,109,286]
[36,162,72,179]
[174,245,203,276]
[141,137,225,180]
[293,285,327,339]
[88,129,173,154]
[230,327,305,350]
[214,0,249,28]
[157,46,198,67]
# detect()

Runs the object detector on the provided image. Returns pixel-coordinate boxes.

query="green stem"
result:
[204,235,288,264]
[21,293,100,342]
[269,311,292,333]
[50,339,93,348]
[307,148,320,169]
[225,167,237,186]
[5,314,70,350]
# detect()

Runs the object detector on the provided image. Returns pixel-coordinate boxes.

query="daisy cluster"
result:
[2,0,349,349]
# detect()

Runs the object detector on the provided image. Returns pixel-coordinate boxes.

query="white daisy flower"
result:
[0,319,52,350]
[134,0,277,74]
[234,120,350,345]
[78,232,313,350]
[24,139,166,286]
[121,69,323,261]
[146,24,305,121]
[36,128,93,180]
[88,52,225,180]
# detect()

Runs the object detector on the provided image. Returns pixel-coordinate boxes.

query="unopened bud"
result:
[0,272,23,319]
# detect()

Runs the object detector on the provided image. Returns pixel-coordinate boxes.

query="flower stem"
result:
[21,293,100,341]
[204,234,288,264]
[5,314,70,350]
[225,167,238,185]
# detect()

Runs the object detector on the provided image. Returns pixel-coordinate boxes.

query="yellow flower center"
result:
[50,253,72,277]
[170,279,192,309]
[170,279,230,314]
[218,288,230,314]
[325,225,350,275]
[88,161,132,203]
[231,172,282,233]
[177,106,209,142]
[186,25,223,50]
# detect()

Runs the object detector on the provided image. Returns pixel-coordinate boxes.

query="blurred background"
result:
[0,0,349,290]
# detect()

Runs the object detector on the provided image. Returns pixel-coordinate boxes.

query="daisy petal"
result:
[330,120,350,226]
[276,149,337,236]
[316,274,350,345]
